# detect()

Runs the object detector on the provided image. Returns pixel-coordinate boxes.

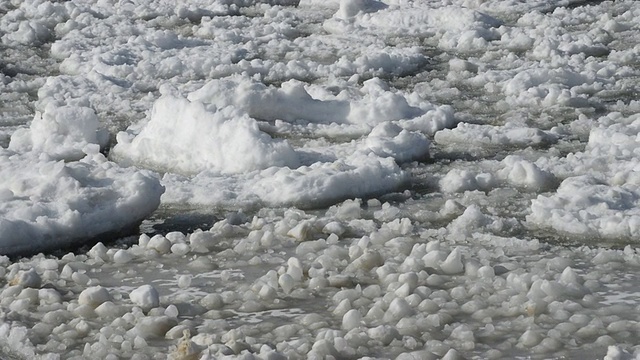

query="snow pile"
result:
[111,93,300,175]
[530,175,640,238]
[439,169,494,194]
[498,155,555,192]
[0,105,163,256]
[39,3,431,123]
[325,2,502,52]
[0,0,67,46]
[9,104,108,161]
[160,140,412,208]
[529,113,640,240]
[115,76,446,208]
[187,76,453,131]
[434,122,558,149]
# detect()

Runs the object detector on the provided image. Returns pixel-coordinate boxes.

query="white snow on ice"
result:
[1,0,640,359]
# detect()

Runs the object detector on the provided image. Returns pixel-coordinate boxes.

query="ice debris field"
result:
[1,0,640,358]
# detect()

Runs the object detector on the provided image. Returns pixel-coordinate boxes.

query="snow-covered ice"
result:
[2,0,640,359]
[0,103,163,255]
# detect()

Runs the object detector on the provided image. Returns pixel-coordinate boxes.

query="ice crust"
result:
[2,0,640,359]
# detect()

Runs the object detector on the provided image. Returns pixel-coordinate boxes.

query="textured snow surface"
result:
[0,104,163,256]
[2,0,640,359]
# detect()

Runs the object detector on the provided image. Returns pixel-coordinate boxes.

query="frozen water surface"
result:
[1,0,640,358]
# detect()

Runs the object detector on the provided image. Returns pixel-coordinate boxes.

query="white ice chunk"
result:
[435,122,557,148]
[499,155,555,191]
[342,309,362,330]
[10,269,41,288]
[78,286,111,308]
[163,152,407,208]
[440,247,464,275]
[189,76,450,129]
[130,285,160,312]
[0,150,163,256]
[133,316,178,340]
[9,105,107,161]
[112,94,299,175]
[529,175,640,239]
[440,169,494,193]
[366,122,430,162]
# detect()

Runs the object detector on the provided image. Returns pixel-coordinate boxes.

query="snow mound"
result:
[325,3,502,52]
[529,113,640,240]
[434,122,558,148]
[111,93,300,175]
[9,104,108,161]
[498,156,555,191]
[188,76,452,129]
[114,76,442,208]
[163,152,408,208]
[0,105,163,256]
[529,175,640,239]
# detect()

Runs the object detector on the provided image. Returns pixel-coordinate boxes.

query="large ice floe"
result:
[112,75,452,208]
[529,113,640,240]
[3,0,640,359]
[0,104,163,256]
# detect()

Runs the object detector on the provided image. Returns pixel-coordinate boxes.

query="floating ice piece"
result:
[188,76,350,125]
[519,329,543,347]
[10,269,41,288]
[163,152,408,208]
[4,20,54,45]
[448,205,493,237]
[0,0,67,46]
[333,3,501,32]
[498,155,555,191]
[9,104,108,161]
[147,235,172,254]
[367,325,399,345]
[0,150,163,256]
[366,122,430,162]
[287,221,313,242]
[118,76,447,208]
[440,169,495,194]
[278,273,295,294]
[585,113,640,159]
[342,309,362,330]
[133,316,178,340]
[78,286,111,308]
[528,113,640,241]
[188,76,448,129]
[383,297,414,322]
[440,247,464,275]
[604,345,635,360]
[0,102,163,256]
[113,249,134,264]
[501,67,605,107]
[434,122,557,148]
[130,285,160,311]
[326,3,502,51]
[286,257,304,281]
[112,94,300,175]
[528,175,640,239]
